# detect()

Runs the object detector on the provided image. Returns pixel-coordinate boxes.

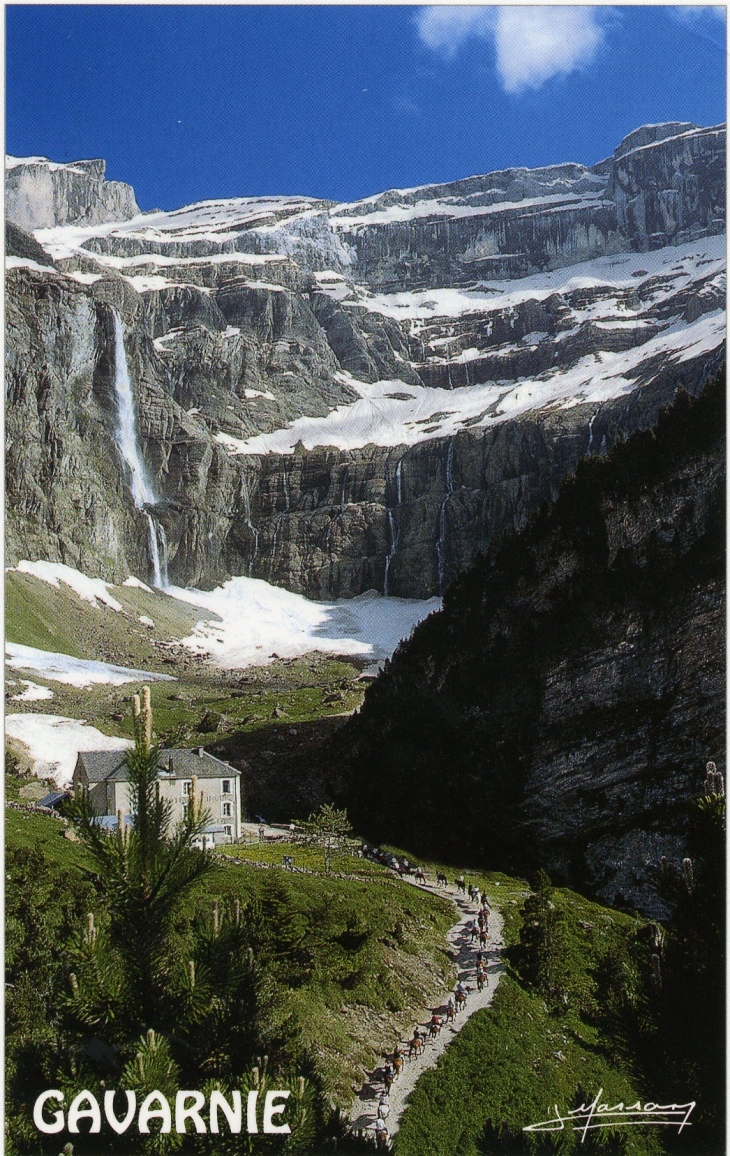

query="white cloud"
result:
[668,6,726,50]
[416,6,606,94]
[672,5,726,24]
[416,7,497,60]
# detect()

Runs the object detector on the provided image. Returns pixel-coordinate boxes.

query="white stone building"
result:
[73,746,242,847]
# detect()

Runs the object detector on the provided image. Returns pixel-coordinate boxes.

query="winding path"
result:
[349,881,505,1144]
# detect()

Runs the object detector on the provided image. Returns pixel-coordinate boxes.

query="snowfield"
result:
[11,559,124,612]
[11,679,55,702]
[5,643,176,688]
[5,714,133,786]
[344,235,727,321]
[164,578,441,667]
[215,307,725,455]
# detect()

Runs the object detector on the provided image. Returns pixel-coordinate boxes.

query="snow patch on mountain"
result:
[164,577,440,666]
[5,643,176,688]
[5,714,133,786]
[215,308,725,455]
[11,560,124,612]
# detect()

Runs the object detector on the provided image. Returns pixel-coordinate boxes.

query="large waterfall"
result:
[112,312,168,586]
[436,441,455,595]
[383,458,403,597]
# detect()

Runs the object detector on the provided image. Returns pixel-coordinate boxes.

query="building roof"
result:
[76,748,240,784]
[38,790,69,809]
[91,814,135,830]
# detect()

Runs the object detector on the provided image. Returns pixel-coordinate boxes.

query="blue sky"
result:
[6,5,726,211]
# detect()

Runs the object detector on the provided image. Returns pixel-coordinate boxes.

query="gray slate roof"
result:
[76,748,239,784]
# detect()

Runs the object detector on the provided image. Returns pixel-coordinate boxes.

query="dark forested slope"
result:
[330,372,725,914]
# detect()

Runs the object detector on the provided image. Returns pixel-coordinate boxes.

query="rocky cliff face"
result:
[325,376,725,915]
[5,156,139,230]
[5,123,726,597]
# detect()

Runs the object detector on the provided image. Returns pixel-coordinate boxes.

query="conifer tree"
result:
[66,686,215,1032]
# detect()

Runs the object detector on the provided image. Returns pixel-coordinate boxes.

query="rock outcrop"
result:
[5,123,726,596]
[326,375,726,915]
[5,156,139,231]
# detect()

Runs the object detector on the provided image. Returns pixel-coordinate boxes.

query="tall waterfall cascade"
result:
[112,312,168,586]
[436,442,455,595]
[383,458,404,597]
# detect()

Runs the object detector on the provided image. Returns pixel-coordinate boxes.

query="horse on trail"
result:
[456,875,466,893]
[414,868,427,884]
[428,1014,443,1039]
[455,989,468,1013]
[436,871,448,888]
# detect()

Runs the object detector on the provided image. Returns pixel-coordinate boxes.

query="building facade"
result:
[73,746,242,846]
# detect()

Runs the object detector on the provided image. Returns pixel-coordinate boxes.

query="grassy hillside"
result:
[5,796,457,1112]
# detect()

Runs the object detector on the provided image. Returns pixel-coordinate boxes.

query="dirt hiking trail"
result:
[350,880,505,1143]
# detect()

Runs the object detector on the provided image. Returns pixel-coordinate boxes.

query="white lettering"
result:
[33,1091,65,1134]
[210,1090,242,1134]
[263,1090,291,1134]
[247,1090,259,1134]
[175,1091,207,1134]
[68,1091,101,1134]
[104,1091,137,1134]
[138,1092,172,1133]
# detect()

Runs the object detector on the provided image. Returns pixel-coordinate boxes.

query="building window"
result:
[222,780,231,795]
[222,802,232,818]
[181,801,189,817]
[223,825,232,837]
[182,780,192,796]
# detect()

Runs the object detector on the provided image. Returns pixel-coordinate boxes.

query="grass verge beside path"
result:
[395,885,658,1156]
[395,977,662,1156]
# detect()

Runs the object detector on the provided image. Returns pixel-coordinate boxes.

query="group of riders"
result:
[372,877,492,1149]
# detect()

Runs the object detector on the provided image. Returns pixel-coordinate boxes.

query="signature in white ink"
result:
[524,1089,695,1142]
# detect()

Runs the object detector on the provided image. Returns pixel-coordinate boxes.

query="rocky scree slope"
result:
[5,123,726,597]
[325,373,725,916]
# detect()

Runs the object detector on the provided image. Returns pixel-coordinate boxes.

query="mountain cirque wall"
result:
[325,375,726,916]
[5,123,726,596]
